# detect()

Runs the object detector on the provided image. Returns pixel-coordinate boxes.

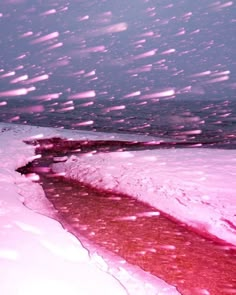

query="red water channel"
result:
[20,139,236,295]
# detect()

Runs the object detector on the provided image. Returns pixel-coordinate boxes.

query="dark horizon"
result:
[0,0,235,142]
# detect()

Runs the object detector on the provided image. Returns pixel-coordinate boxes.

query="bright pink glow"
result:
[0,88,28,97]
[175,29,186,36]
[190,71,211,78]
[68,70,85,77]
[58,106,75,112]
[20,31,33,38]
[23,74,49,84]
[190,29,201,35]
[211,70,231,77]
[58,6,69,12]
[40,9,57,16]
[17,105,45,113]
[210,1,233,11]
[133,39,146,45]
[69,90,96,99]
[133,49,157,60]
[0,71,15,78]
[10,75,28,83]
[136,211,160,217]
[9,116,20,122]
[78,101,94,107]
[180,130,202,135]
[33,93,62,100]
[140,89,175,99]
[31,32,59,44]
[73,120,94,126]
[79,46,106,53]
[78,15,89,21]
[14,66,24,71]
[15,54,27,60]
[157,245,176,250]
[84,70,96,77]
[27,86,36,92]
[104,105,126,112]
[160,49,176,55]
[205,75,229,84]
[44,42,63,52]
[139,31,154,37]
[123,91,141,98]
[115,215,137,221]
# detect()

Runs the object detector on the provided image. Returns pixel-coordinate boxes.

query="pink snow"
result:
[10,75,29,84]
[140,89,175,99]
[23,74,49,85]
[69,90,96,99]
[0,88,29,97]
[40,9,57,16]
[0,123,179,295]
[133,49,157,60]
[30,32,59,44]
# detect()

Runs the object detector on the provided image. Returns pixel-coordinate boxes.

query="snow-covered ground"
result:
[0,122,179,295]
[52,140,236,247]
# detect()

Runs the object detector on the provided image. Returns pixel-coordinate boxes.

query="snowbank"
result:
[52,148,236,247]
[0,122,179,295]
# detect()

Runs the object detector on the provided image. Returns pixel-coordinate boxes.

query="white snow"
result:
[0,122,179,295]
[52,142,236,247]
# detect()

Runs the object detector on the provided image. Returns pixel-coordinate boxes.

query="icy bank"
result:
[52,148,236,247]
[0,122,178,295]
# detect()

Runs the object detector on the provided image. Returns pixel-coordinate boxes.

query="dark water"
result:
[1,98,236,147]
[18,139,236,295]
[42,175,236,295]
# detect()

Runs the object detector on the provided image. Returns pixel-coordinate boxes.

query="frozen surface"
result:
[53,144,236,246]
[0,122,179,295]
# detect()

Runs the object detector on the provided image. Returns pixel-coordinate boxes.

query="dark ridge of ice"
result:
[24,137,236,159]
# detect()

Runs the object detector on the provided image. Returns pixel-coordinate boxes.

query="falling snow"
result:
[0,0,235,294]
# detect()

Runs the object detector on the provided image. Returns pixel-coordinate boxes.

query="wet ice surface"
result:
[20,139,236,295]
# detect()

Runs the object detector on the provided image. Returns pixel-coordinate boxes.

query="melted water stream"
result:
[19,139,236,295]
